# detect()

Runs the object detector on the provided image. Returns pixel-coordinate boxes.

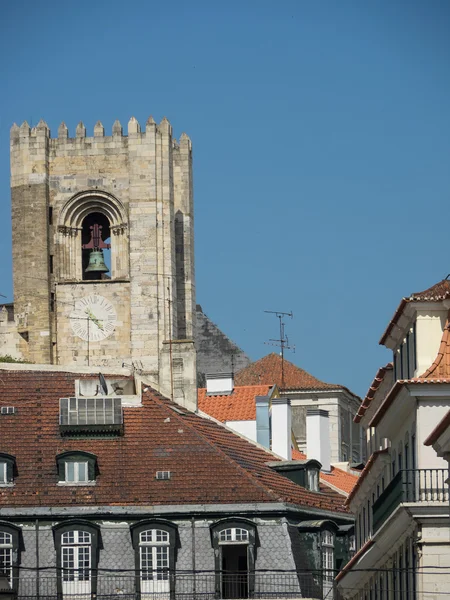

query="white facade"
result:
[337,282,450,600]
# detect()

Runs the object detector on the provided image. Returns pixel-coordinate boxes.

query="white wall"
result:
[417,400,450,470]
[226,419,257,442]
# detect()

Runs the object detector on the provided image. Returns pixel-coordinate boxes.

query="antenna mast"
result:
[264,310,295,389]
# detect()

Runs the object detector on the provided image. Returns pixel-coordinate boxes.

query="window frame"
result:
[131,519,179,599]
[53,520,100,599]
[56,451,97,485]
[0,522,21,591]
[0,453,15,486]
[321,529,335,596]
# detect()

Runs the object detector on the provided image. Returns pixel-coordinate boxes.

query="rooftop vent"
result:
[155,471,171,480]
[206,373,234,395]
[0,407,17,415]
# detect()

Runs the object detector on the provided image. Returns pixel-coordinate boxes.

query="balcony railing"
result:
[5,570,334,600]
[373,468,449,532]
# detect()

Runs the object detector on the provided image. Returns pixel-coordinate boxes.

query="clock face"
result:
[70,294,117,342]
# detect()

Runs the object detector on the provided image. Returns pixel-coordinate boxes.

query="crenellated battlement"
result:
[10,116,191,149]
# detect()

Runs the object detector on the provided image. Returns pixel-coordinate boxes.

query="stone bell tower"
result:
[5,116,197,410]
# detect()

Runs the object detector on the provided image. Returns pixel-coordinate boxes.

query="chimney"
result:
[271,398,292,460]
[256,395,270,449]
[306,408,331,472]
[206,373,234,395]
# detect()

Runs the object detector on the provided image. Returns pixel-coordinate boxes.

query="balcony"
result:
[372,468,449,532]
[9,570,333,600]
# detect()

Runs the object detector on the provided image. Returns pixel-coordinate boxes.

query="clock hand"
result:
[84,308,104,331]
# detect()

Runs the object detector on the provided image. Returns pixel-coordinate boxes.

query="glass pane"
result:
[0,463,6,484]
[0,532,12,546]
[66,463,75,482]
[77,462,87,482]
[62,531,75,545]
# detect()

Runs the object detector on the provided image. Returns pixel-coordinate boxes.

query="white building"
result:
[336,278,450,599]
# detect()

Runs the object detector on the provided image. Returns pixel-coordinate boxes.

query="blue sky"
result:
[1,0,449,397]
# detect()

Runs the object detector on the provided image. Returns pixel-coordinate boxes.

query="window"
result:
[53,521,100,600]
[211,519,256,600]
[59,397,122,436]
[0,531,12,581]
[66,461,88,483]
[131,520,178,600]
[322,530,334,598]
[0,454,15,486]
[57,452,97,485]
[307,468,319,492]
[0,523,21,590]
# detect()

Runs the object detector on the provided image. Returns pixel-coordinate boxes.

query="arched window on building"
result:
[130,520,178,600]
[81,213,111,281]
[210,519,257,600]
[0,522,20,591]
[53,521,100,600]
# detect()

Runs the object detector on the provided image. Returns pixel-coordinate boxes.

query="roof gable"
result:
[235,353,339,391]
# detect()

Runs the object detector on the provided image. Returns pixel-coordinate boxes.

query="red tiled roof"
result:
[354,364,393,423]
[235,353,341,391]
[424,410,450,446]
[0,370,348,513]
[320,467,359,496]
[197,385,272,422]
[380,278,450,345]
[291,450,358,496]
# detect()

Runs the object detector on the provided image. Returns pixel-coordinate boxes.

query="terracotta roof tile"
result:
[320,467,359,496]
[354,363,393,423]
[235,353,342,391]
[0,369,348,514]
[198,385,272,422]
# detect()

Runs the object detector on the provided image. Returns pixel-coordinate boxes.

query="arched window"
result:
[210,519,257,600]
[0,531,13,581]
[81,212,111,281]
[56,451,97,485]
[53,521,100,599]
[131,520,178,600]
[0,523,21,591]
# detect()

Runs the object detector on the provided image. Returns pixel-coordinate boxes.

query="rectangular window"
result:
[0,462,6,484]
[60,397,122,426]
[50,255,54,274]
[65,462,88,483]
[48,206,53,225]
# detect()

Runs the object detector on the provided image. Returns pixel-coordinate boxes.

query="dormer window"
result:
[59,397,123,436]
[0,453,15,486]
[57,452,97,485]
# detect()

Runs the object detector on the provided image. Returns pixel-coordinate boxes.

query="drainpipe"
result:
[191,517,196,599]
[35,519,40,599]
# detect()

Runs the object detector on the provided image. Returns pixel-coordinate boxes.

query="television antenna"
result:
[264,310,295,389]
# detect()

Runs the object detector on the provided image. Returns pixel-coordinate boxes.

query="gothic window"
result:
[131,520,178,600]
[53,521,100,600]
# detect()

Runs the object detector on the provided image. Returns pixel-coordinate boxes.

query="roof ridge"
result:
[144,390,282,503]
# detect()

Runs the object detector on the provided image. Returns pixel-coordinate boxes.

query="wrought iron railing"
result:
[373,468,449,532]
[5,569,335,600]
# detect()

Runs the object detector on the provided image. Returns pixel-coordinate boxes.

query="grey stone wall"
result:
[195,305,250,387]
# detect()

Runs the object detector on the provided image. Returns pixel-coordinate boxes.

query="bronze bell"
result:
[85,250,109,274]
